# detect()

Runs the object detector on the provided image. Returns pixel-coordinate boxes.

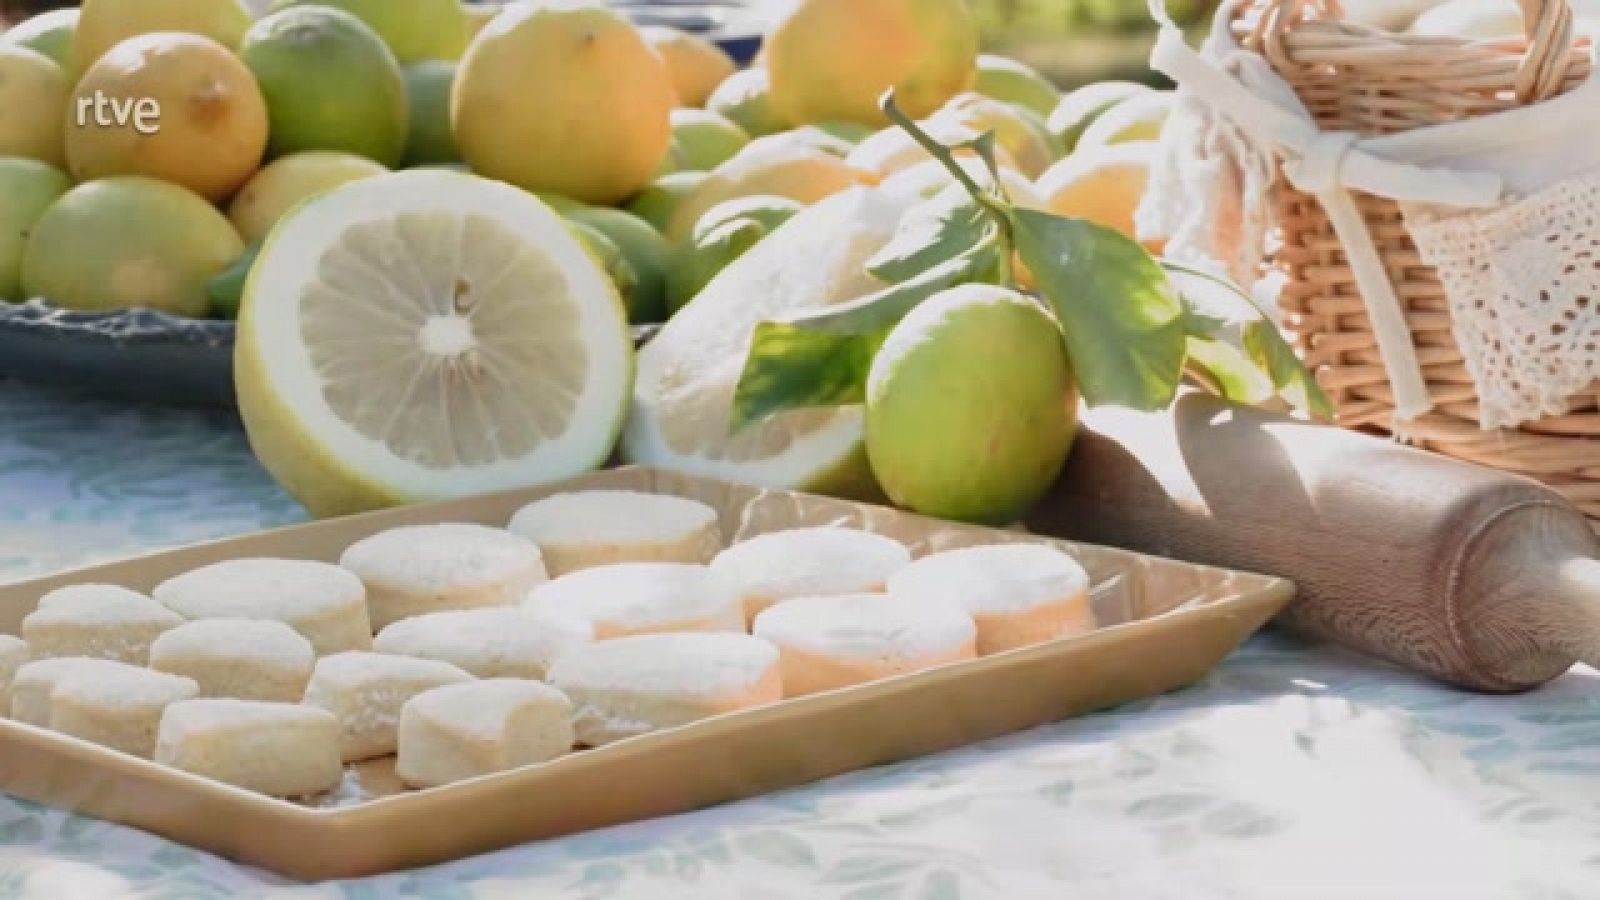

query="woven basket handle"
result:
[1515,0,1578,103]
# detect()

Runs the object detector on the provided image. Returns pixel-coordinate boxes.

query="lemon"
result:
[241,6,409,167]
[866,284,1077,524]
[563,206,672,324]
[666,194,802,313]
[666,132,864,241]
[235,170,632,517]
[1077,90,1173,149]
[21,176,244,317]
[4,9,78,68]
[453,1,674,206]
[0,46,67,168]
[401,60,460,167]
[270,0,469,63]
[669,108,749,172]
[228,152,389,244]
[880,156,1045,210]
[974,54,1059,118]
[1036,141,1158,248]
[930,92,1058,179]
[706,67,789,137]
[1046,81,1152,154]
[766,0,978,126]
[0,158,71,301]
[464,3,502,41]
[73,0,250,78]
[67,33,269,203]
[626,170,708,233]
[624,186,916,496]
[642,26,736,108]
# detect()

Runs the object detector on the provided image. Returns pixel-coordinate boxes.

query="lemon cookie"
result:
[888,543,1092,654]
[9,657,146,726]
[522,563,743,639]
[507,490,723,575]
[397,678,575,789]
[0,636,28,713]
[156,698,343,797]
[149,618,316,703]
[23,584,184,664]
[50,667,199,758]
[710,527,911,623]
[339,523,550,630]
[753,593,976,697]
[547,632,782,746]
[373,607,592,680]
[154,558,372,656]
[302,651,475,762]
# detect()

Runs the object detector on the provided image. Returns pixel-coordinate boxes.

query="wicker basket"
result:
[1228,0,1600,520]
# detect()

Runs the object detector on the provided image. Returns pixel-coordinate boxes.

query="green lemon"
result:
[4,9,77,68]
[0,158,71,301]
[669,108,750,172]
[705,67,789,137]
[866,284,1078,524]
[626,170,709,233]
[974,53,1059,117]
[269,0,469,62]
[22,177,244,317]
[565,206,672,324]
[401,60,461,167]
[241,6,409,166]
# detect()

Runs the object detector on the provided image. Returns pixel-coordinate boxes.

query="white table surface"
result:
[2,379,1599,900]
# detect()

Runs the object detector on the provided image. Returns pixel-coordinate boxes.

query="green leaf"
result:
[1011,208,1187,410]
[1186,335,1273,405]
[866,190,994,285]
[1244,319,1335,420]
[729,245,995,431]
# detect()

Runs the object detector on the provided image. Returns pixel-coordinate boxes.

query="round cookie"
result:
[522,563,743,639]
[374,607,592,680]
[0,636,29,714]
[149,618,317,703]
[547,632,782,747]
[397,678,575,789]
[888,543,1093,654]
[302,651,475,762]
[753,593,976,697]
[710,527,912,624]
[50,667,199,758]
[153,559,372,656]
[23,584,184,664]
[507,490,723,576]
[9,657,146,727]
[339,523,550,631]
[156,698,343,797]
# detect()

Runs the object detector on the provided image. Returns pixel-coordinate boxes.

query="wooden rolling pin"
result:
[1027,392,1600,693]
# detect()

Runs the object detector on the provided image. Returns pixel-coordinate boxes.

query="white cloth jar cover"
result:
[1140,0,1600,428]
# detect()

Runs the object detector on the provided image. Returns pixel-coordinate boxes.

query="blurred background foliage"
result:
[972,0,1218,87]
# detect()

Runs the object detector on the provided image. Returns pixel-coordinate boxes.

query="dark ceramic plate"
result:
[0,300,662,409]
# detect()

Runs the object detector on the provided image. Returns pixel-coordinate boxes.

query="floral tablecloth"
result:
[2,379,1599,900]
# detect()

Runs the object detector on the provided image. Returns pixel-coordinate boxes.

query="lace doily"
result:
[1404,173,1600,430]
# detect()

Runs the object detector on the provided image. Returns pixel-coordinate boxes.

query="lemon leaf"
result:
[865,190,994,284]
[1244,320,1335,420]
[1010,208,1186,410]
[730,245,997,431]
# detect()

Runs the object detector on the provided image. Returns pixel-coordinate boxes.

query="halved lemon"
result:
[622,187,914,497]
[236,170,632,517]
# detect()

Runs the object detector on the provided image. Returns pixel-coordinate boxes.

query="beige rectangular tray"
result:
[0,467,1293,881]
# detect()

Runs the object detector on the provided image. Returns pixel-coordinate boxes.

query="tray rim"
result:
[0,465,1295,877]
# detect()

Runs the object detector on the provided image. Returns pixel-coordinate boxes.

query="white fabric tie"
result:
[1145,1,1515,422]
